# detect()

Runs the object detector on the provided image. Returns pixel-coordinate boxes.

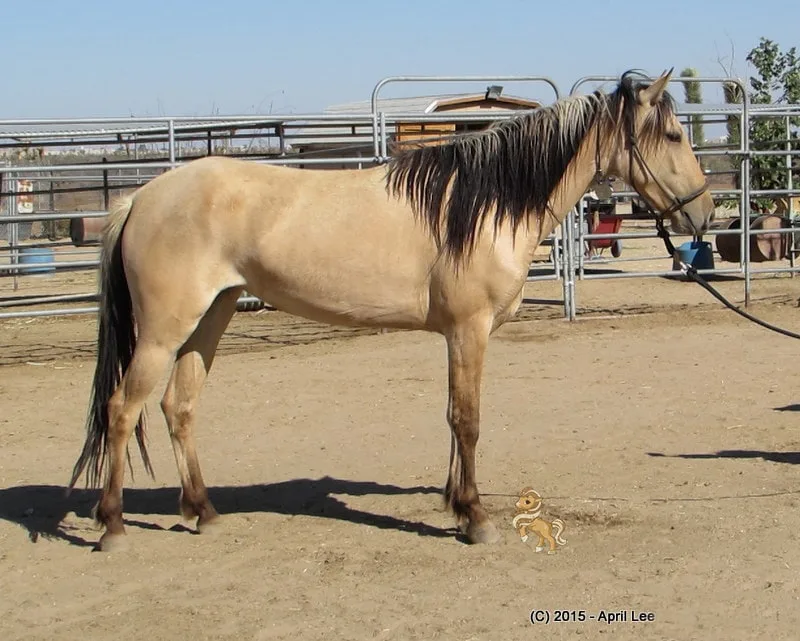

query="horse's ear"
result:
[638,68,673,106]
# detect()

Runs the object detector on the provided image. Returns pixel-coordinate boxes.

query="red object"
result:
[588,214,622,250]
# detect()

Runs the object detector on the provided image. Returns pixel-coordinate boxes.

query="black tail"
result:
[67,196,154,491]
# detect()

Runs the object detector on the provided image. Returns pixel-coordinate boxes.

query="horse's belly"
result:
[242,250,431,330]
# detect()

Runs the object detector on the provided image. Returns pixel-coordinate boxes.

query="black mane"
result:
[386,70,676,262]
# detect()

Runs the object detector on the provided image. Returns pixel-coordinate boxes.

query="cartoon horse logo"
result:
[512,487,567,554]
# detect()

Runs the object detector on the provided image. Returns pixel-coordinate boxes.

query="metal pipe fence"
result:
[1,72,799,322]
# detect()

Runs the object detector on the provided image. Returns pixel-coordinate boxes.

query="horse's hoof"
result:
[96,531,129,553]
[196,516,223,536]
[535,546,545,553]
[466,520,501,544]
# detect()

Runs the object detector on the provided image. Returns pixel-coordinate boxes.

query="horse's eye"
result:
[666,130,682,143]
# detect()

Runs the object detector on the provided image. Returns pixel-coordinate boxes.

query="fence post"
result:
[102,157,109,210]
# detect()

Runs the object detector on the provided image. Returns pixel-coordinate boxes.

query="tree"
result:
[745,38,800,205]
[722,80,743,150]
[714,40,744,150]
[747,38,800,105]
[679,68,704,148]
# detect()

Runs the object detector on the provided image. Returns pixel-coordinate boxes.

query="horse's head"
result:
[605,69,715,236]
[515,487,543,514]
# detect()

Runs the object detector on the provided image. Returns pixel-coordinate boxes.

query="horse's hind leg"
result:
[160,287,242,534]
[444,315,500,544]
[532,522,557,553]
[96,340,175,551]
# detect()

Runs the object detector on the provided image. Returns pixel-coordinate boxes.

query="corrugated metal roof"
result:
[287,92,545,146]
[325,95,456,115]
[324,92,543,115]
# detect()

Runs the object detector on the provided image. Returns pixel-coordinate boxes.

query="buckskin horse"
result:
[67,69,714,551]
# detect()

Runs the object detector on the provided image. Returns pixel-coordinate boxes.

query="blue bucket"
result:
[18,247,56,275]
[673,241,714,272]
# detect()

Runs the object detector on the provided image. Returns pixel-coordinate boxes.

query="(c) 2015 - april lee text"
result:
[529,610,656,625]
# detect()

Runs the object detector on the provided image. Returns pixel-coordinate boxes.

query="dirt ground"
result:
[3,264,800,641]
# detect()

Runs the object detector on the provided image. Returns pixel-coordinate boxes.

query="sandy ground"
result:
[3,254,800,640]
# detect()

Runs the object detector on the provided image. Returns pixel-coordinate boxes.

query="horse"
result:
[512,488,567,554]
[67,69,714,551]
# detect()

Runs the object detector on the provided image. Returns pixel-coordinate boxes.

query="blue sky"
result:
[4,0,798,119]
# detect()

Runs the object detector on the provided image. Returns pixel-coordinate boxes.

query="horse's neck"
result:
[523,131,602,254]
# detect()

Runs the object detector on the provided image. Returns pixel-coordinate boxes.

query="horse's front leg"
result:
[443,316,500,544]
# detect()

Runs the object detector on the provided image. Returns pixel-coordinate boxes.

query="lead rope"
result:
[654,215,800,340]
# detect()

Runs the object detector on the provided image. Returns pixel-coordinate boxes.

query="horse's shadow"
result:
[0,476,458,548]
[775,404,800,413]
[648,450,800,465]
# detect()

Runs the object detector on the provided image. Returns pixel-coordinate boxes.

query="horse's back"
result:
[123,156,439,329]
